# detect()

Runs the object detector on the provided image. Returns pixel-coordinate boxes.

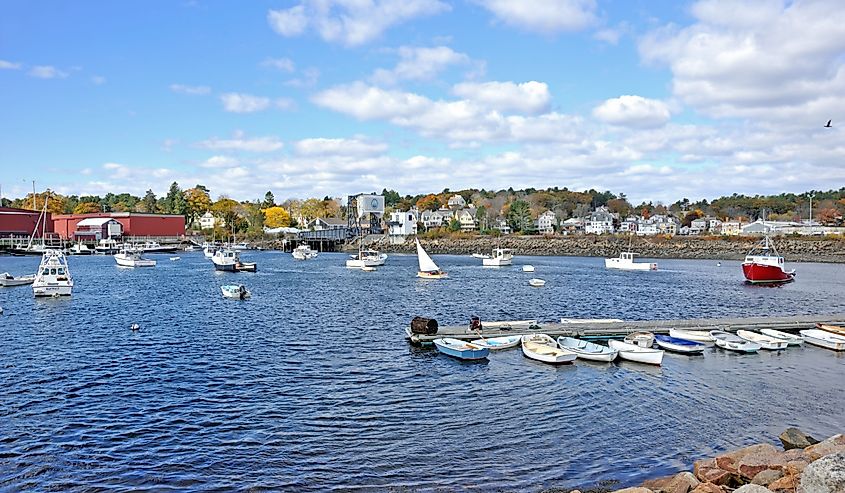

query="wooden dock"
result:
[404,313,845,345]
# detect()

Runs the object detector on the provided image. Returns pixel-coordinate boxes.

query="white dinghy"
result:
[521,334,576,364]
[799,329,845,351]
[528,278,545,287]
[608,339,664,365]
[624,331,655,348]
[736,330,788,350]
[669,328,715,344]
[709,330,761,353]
[470,335,521,350]
[557,337,617,362]
[221,284,251,299]
[522,265,535,272]
[0,272,36,287]
[760,329,804,346]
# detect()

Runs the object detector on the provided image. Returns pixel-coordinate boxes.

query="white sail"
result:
[416,239,440,272]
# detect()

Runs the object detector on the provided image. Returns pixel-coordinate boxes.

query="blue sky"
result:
[2,0,843,204]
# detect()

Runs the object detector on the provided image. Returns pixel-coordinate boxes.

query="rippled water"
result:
[1,252,844,491]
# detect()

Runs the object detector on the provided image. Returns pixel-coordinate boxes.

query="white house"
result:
[447,194,466,209]
[456,209,477,231]
[420,209,453,230]
[536,210,556,234]
[689,218,708,235]
[560,217,584,235]
[619,216,638,233]
[495,218,511,235]
[721,220,742,236]
[309,217,347,230]
[388,209,418,237]
[199,211,223,230]
[586,208,615,235]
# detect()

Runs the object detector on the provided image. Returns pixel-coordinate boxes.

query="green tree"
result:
[507,199,533,233]
[382,188,401,207]
[475,205,488,230]
[164,182,186,215]
[263,191,275,208]
[448,217,461,232]
[142,189,157,213]
[211,197,241,232]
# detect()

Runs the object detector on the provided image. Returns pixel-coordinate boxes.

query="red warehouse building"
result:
[0,207,53,237]
[52,212,185,240]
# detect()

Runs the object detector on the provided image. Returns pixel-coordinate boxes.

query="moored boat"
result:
[605,251,657,271]
[654,335,706,354]
[760,329,804,346]
[799,329,845,351]
[481,320,538,329]
[741,234,795,284]
[114,248,157,268]
[709,330,761,353]
[669,328,715,344]
[482,248,512,267]
[624,331,655,348]
[736,330,788,350]
[607,339,664,365]
[521,334,576,364]
[470,335,521,350]
[522,265,535,272]
[32,249,73,297]
[212,248,239,271]
[292,244,318,260]
[557,337,618,362]
[0,272,36,287]
[528,278,545,287]
[433,338,489,360]
[416,239,447,279]
[816,323,845,337]
[221,284,251,299]
[471,252,490,259]
[346,249,387,268]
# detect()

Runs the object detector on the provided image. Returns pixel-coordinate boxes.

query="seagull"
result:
[824,120,832,127]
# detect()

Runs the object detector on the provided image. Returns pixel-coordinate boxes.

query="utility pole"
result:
[32,180,36,211]
[809,193,814,236]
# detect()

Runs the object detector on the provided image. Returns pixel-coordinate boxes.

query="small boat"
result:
[231,242,250,251]
[760,329,804,346]
[433,338,489,360]
[0,272,36,287]
[521,334,576,364]
[560,318,623,324]
[608,339,664,365]
[481,320,538,329]
[68,243,94,255]
[184,245,196,252]
[235,261,257,272]
[94,238,123,255]
[202,242,218,258]
[115,248,157,268]
[361,266,377,272]
[292,244,318,260]
[741,232,795,284]
[471,252,490,259]
[605,252,657,271]
[736,330,788,350]
[416,239,447,279]
[32,249,73,297]
[135,241,178,254]
[624,331,655,348]
[470,335,521,350]
[221,284,251,299]
[482,248,512,267]
[557,336,618,362]
[816,323,845,337]
[522,265,535,272]
[709,330,761,353]
[528,278,545,287]
[170,256,180,261]
[669,328,715,343]
[654,335,706,354]
[212,248,240,271]
[799,329,845,351]
[346,249,387,268]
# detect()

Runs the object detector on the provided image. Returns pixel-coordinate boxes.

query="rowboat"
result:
[654,335,706,354]
[816,323,845,337]
[557,336,618,362]
[361,266,377,272]
[0,272,36,287]
[528,278,546,287]
[624,331,655,348]
[736,330,788,350]
[709,330,761,353]
[522,265,535,272]
[799,329,845,351]
[521,334,576,364]
[669,328,714,344]
[607,339,664,365]
[433,338,490,360]
[221,284,251,299]
[482,320,538,329]
[470,335,521,350]
[760,329,804,346]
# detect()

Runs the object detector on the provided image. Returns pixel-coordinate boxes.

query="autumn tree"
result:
[74,202,101,214]
[300,198,325,221]
[184,186,212,227]
[264,206,291,228]
[416,194,441,211]
[211,197,241,231]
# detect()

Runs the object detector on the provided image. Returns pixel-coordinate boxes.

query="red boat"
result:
[742,235,795,284]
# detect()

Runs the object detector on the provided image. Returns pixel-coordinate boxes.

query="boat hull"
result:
[816,324,845,337]
[800,329,845,351]
[434,338,489,360]
[760,329,803,345]
[115,255,156,268]
[33,284,73,297]
[736,330,788,350]
[654,335,706,354]
[528,279,545,287]
[470,335,521,350]
[557,337,617,362]
[213,262,237,272]
[521,334,576,364]
[0,277,35,287]
[482,258,511,266]
[710,331,761,353]
[742,262,794,284]
[608,340,664,365]
[669,328,714,344]
[417,271,448,279]
[605,258,658,271]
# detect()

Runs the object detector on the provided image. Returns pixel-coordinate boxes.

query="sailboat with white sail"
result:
[416,238,447,279]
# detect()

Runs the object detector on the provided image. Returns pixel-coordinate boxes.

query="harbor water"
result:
[1,252,845,491]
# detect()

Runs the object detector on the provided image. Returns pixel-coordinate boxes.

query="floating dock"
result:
[404,313,845,345]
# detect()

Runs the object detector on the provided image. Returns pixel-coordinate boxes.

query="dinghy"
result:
[416,239,447,279]
[709,330,761,353]
[221,284,251,299]
[470,335,521,350]
[433,338,489,360]
[521,334,576,364]
[736,330,788,350]
[361,266,377,272]
[816,323,845,337]
[471,253,490,259]
[654,335,706,354]
[528,278,546,287]
[557,336,617,362]
[608,339,664,365]
[170,256,180,261]
[669,328,714,343]
[522,265,535,272]
[760,329,804,346]
[799,329,845,351]
[0,272,36,287]
[482,320,538,329]
[624,331,655,348]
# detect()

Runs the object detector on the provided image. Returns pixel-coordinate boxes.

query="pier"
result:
[404,313,845,345]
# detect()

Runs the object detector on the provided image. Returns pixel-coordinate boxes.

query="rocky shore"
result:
[360,236,845,263]
[568,429,845,493]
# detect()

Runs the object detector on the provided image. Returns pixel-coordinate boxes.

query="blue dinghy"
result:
[654,334,706,354]
[433,338,490,360]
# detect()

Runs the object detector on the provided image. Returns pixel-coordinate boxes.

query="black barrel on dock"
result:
[411,317,438,335]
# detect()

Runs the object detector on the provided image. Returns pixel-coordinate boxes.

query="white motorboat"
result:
[202,242,218,258]
[709,330,761,353]
[481,320,538,329]
[135,241,178,254]
[292,244,318,260]
[669,328,715,344]
[0,272,36,287]
[416,239,447,279]
[169,256,180,261]
[605,252,657,271]
[736,330,788,350]
[608,339,664,365]
[361,266,377,272]
[95,238,123,255]
[799,329,845,351]
[482,248,512,267]
[528,278,545,287]
[557,337,618,362]
[470,335,522,350]
[68,243,94,255]
[521,334,576,364]
[231,242,250,251]
[522,265,535,272]
[115,248,157,268]
[346,249,387,268]
[221,284,251,299]
[624,331,655,348]
[184,245,196,252]
[212,248,256,272]
[32,249,73,297]
[760,329,804,346]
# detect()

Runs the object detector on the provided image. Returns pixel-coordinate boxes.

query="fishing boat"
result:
[221,284,251,299]
[470,335,521,350]
[433,338,489,360]
[741,233,795,284]
[292,244,318,260]
[760,329,804,346]
[94,238,123,255]
[416,239,447,279]
[482,248,512,267]
[709,330,761,353]
[522,265,535,272]
[669,328,715,344]
[557,336,618,362]
[68,243,94,255]
[736,330,788,350]
[346,249,387,268]
[654,335,706,354]
[624,331,655,348]
[114,247,157,268]
[481,320,538,329]
[799,329,845,351]
[32,249,73,297]
[0,272,36,287]
[608,339,664,365]
[211,248,239,271]
[816,323,845,337]
[135,241,178,254]
[202,242,217,258]
[605,252,657,271]
[528,278,545,287]
[521,334,576,364]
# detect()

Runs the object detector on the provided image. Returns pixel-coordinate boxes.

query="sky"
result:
[1,0,844,205]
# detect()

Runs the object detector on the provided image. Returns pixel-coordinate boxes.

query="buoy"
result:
[717,262,722,267]
[0,306,4,315]
[130,323,140,331]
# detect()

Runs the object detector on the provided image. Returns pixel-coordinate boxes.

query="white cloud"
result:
[198,133,284,153]
[219,93,293,113]
[91,75,106,85]
[452,81,551,114]
[286,67,320,88]
[594,27,622,45]
[593,95,672,128]
[28,65,68,79]
[473,0,596,34]
[0,60,21,70]
[200,155,240,168]
[170,83,211,95]
[267,0,450,47]
[371,46,471,84]
[261,57,295,72]
[311,82,428,120]
[294,137,388,157]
